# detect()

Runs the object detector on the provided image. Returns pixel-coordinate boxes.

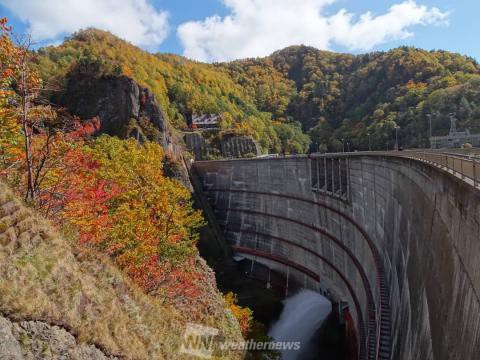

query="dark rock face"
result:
[220,135,260,158]
[184,132,261,160]
[61,74,166,144]
[184,132,210,160]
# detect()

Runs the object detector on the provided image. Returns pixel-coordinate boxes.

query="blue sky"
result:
[0,0,477,62]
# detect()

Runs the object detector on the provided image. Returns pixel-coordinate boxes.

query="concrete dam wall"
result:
[192,154,480,360]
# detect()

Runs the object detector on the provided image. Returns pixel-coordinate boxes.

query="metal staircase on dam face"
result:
[376,268,392,360]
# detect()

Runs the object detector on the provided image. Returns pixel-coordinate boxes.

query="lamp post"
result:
[427,114,432,148]
[395,125,400,151]
[341,138,345,153]
[367,132,371,151]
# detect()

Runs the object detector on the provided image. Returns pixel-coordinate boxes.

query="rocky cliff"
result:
[61,72,193,185]
[61,71,261,162]
[61,73,168,145]
[220,135,261,159]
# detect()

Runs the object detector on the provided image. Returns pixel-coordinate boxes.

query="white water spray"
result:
[269,289,332,360]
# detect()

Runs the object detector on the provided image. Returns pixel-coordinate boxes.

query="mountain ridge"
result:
[36,28,480,153]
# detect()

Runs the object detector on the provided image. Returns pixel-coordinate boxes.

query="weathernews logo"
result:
[179,323,219,359]
[179,323,301,359]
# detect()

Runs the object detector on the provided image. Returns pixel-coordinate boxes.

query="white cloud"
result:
[0,0,169,48]
[178,0,449,62]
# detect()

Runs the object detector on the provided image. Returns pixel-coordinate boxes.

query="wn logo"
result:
[179,323,219,359]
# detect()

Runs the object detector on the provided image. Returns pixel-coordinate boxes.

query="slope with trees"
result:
[222,46,480,151]
[35,30,480,154]
[35,29,310,154]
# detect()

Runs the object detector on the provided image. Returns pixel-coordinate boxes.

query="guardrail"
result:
[308,150,480,190]
[400,151,480,189]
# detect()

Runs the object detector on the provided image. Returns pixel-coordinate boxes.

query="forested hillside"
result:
[2,14,480,359]
[222,46,480,151]
[34,29,480,153]
[35,29,310,154]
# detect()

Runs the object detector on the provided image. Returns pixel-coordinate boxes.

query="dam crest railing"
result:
[309,149,480,191]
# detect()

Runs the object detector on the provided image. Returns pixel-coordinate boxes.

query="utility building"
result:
[430,114,480,148]
[191,113,221,129]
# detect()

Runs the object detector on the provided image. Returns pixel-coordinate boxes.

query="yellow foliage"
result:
[224,292,253,337]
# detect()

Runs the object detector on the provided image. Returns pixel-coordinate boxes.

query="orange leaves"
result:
[168,233,183,244]
[0,18,17,90]
[45,136,206,301]
[167,264,202,299]
[0,18,22,170]
[224,292,253,337]
[125,255,202,299]
[0,18,231,316]
[233,121,254,137]
[62,177,119,245]
[1,67,13,78]
[0,20,24,178]
[0,23,206,300]
[122,64,133,78]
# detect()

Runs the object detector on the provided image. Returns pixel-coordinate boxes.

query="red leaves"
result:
[1,68,13,78]
[68,117,101,140]
[3,110,204,303]
[126,255,201,299]
[55,151,120,245]
[168,234,183,244]
[44,137,205,302]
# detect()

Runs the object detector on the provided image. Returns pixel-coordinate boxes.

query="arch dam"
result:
[191,151,480,360]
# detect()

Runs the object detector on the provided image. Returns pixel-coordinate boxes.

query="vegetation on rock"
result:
[3,14,480,358]
[0,182,243,359]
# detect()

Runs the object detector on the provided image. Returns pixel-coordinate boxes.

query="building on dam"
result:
[430,114,480,148]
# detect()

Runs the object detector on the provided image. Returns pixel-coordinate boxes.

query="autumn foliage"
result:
[224,292,253,336]
[0,18,22,173]
[0,19,206,303]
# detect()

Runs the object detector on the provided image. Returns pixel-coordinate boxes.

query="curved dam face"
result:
[192,154,480,360]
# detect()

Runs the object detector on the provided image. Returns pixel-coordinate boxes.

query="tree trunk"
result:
[20,56,35,201]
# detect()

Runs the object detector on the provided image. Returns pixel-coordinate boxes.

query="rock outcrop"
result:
[61,73,191,184]
[184,132,261,160]
[220,135,260,159]
[0,315,117,360]
[184,132,211,160]
[61,74,167,145]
